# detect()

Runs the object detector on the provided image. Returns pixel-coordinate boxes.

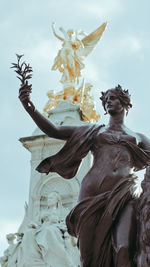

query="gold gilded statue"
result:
[51,22,107,87]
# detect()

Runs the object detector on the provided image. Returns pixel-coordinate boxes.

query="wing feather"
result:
[78,22,107,57]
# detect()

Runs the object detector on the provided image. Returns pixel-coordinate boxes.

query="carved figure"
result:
[78,82,100,122]
[43,81,100,123]
[17,81,150,266]
[37,192,76,266]
[0,233,23,267]
[9,192,77,267]
[35,215,74,267]
[0,234,14,267]
[51,22,106,86]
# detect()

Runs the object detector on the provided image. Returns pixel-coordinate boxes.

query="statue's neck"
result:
[108,111,125,130]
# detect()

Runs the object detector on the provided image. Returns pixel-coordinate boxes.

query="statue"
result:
[1,192,78,267]
[15,78,150,266]
[11,22,150,265]
[43,81,100,123]
[0,233,23,267]
[20,191,77,267]
[51,22,107,87]
[0,234,16,267]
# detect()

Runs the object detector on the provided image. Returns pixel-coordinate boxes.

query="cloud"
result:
[127,36,142,52]
[82,60,100,83]
[99,34,143,63]
[78,0,123,19]
[119,35,142,53]
[25,39,59,69]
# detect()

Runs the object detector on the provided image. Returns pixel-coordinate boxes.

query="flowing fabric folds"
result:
[36,124,103,178]
[36,124,150,178]
[35,123,150,266]
[66,176,137,267]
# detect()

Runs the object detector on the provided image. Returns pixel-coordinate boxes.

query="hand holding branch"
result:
[11,54,35,110]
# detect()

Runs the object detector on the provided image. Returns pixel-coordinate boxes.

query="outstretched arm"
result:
[52,22,64,42]
[19,83,77,140]
[59,27,68,39]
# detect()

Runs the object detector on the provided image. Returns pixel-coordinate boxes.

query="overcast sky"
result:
[0,0,150,255]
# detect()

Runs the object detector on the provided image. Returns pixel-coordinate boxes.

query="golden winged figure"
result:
[51,22,107,86]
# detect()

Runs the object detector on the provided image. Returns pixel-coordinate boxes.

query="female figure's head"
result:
[67,29,75,39]
[100,84,132,115]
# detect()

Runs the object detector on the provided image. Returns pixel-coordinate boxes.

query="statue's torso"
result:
[78,127,140,201]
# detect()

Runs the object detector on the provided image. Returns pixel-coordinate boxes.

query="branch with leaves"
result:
[11,54,35,110]
[11,54,33,85]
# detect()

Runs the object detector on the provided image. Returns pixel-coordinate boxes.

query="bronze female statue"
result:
[19,83,150,267]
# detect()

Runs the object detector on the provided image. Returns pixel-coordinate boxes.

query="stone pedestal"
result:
[20,101,92,224]
[1,101,93,267]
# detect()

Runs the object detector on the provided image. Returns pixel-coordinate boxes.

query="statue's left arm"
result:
[138,133,150,169]
[138,133,150,152]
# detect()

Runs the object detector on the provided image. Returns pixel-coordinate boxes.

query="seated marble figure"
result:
[1,192,79,267]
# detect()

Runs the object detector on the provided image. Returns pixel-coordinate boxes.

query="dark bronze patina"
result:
[13,57,150,266]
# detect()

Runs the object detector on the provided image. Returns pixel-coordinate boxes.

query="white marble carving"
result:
[0,233,23,267]
[1,101,95,267]
[1,192,80,267]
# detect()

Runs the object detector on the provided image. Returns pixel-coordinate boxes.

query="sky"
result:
[0,0,150,255]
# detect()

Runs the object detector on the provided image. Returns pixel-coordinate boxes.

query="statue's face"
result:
[104,90,124,115]
[47,192,60,208]
[67,29,74,39]
[6,233,16,242]
[47,193,60,221]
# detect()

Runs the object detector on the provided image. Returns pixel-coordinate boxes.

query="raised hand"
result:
[19,81,35,110]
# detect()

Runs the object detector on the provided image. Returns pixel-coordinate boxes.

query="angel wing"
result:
[77,22,107,57]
